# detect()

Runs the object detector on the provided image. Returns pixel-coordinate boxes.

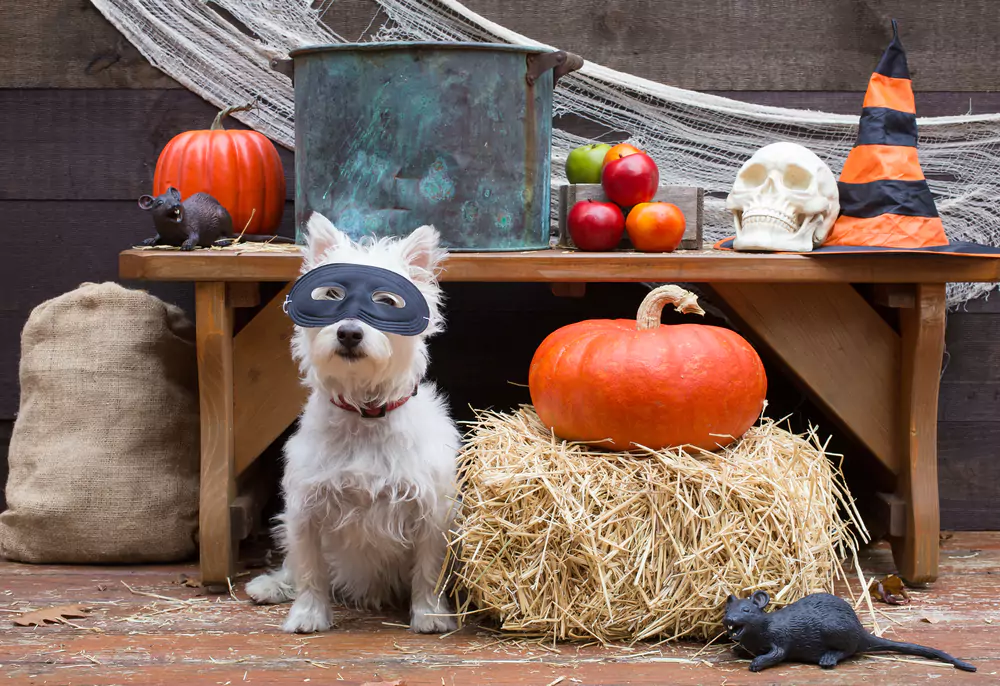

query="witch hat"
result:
[821,19,949,249]
[715,19,1000,256]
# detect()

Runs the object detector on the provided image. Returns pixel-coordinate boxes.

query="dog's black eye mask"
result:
[283,263,430,336]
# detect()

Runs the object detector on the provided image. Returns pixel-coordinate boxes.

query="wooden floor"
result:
[2,533,998,686]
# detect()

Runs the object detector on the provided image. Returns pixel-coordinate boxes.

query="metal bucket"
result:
[273,42,582,251]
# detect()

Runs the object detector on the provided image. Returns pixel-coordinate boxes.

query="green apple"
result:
[565,143,613,184]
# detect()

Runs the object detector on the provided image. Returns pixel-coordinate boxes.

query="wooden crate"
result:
[554,184,704,250]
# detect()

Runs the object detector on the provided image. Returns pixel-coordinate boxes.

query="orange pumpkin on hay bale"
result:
[443,286,867,643]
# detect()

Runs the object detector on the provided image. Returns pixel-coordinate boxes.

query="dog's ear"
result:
[398,225,445,281]
[303,212,349,269]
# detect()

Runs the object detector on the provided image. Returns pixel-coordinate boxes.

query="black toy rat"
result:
[137,187,294,250]
[724,591,976,672]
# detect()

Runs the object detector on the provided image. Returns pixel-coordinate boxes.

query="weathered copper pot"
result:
[273,42,582,250]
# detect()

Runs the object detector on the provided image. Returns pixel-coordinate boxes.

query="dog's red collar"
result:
[331,385,418,419]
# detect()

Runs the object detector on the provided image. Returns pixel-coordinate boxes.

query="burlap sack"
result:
[0,282,200,563]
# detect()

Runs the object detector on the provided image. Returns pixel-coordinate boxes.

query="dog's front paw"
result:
[410,600,457,634]
[282,593,333,634]
[246,571,294,605]
[410,612,457,634]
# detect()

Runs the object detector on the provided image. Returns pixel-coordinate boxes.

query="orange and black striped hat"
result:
[716,19,1000,257]
[822,19,948,249]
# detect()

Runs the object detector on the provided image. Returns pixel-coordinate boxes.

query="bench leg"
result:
[195,282,237,589]
[892,283,946,584]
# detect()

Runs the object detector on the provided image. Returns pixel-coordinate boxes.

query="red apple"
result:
[601,152,659,207]
[567,199,625,251]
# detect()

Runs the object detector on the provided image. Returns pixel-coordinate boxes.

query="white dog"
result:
[245,212,461,634]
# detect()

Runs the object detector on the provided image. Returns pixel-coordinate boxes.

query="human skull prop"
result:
[726,142,840,252]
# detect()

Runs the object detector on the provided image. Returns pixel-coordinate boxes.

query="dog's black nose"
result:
[337,322,364,349]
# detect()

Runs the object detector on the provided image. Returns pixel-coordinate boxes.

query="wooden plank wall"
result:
[1,0,999,527]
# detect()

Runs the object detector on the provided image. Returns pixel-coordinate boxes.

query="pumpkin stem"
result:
[636,285,705,330]
[210,101,256,130]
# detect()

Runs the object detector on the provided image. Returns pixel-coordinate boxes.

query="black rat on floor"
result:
[137,187,294,250]
[724,591,976,672]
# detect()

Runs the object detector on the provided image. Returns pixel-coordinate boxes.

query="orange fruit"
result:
[626,202,686,252]
[602,143,643,169]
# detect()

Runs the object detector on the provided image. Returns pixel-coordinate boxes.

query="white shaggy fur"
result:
[245,213,461,635]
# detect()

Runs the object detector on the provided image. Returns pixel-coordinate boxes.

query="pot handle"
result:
[526,50,584,88]
[270,57,295,85]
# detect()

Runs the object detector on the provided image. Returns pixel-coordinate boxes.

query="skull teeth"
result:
[741,209,798,233]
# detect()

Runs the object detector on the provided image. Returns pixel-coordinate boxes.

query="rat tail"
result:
[863,635,976,672]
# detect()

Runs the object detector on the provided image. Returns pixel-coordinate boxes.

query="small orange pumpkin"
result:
[152,103,285,235]
[528,285,767,451]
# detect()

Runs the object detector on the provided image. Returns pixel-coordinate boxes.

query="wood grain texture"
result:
[0,90,295,201]
[233,284,307,476]
[875,492,907,539]
[892,284,947,584]
[937,313,1000,420]
[227,282,261,309]
[458,0,1000,91]
[0,0,179,88]
[550,282,587,297]
[195,282,237,587]
[940,342,1000,382]
[711,283,900,474]
[0,0,381,89]
[944,312,1000,344]
[953,293,1000,313]
[9,0,1000,93]
[556,184,703,250]
[938,383,1000,422]
[872,284,916,309]
[941,312,1000,386]
[938,423,1000,530]
[0,534,996,684]
[118,247,1000,284]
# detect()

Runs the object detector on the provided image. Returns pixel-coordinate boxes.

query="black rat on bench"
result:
[724,591,976,673]
[136,187,294,250]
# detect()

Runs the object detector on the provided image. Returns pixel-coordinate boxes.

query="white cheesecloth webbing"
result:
[90,0,1000,306]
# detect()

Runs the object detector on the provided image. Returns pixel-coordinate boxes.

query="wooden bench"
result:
[119,246,1000,588]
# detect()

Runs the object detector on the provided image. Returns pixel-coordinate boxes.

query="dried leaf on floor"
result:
[869,574,910,605]
[177,574,203,589]
[13,604,92,627]
[920,616,941,624]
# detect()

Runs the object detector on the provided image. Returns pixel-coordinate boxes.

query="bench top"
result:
[118,246,1000,284]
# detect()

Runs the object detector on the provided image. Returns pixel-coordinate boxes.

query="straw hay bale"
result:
[446,406,867,644]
